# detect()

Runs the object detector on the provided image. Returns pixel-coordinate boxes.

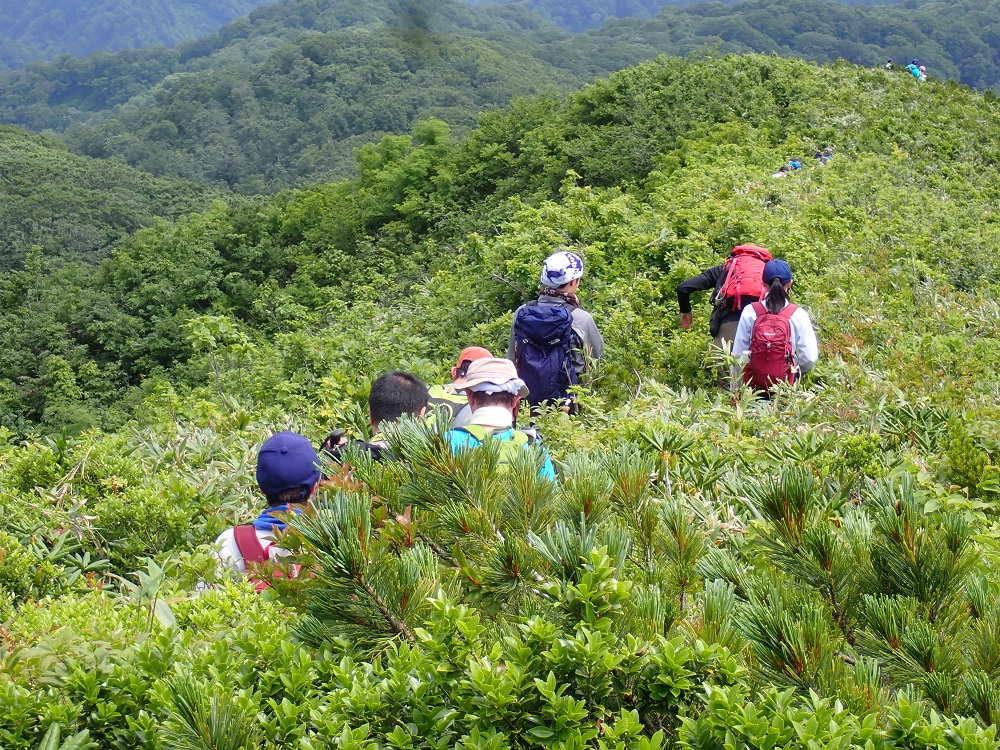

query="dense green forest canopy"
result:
[2,0,998,192]
[465,0,905,32]
[583,0,1000,89]
[0,0,277,71]
[2,52,998,434]
[2,53,1000,750]
[0,0,615,191]
[0,125,211,271]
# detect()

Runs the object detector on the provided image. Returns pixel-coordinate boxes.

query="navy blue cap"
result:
[763,259,793,284]
[256,432,320,499]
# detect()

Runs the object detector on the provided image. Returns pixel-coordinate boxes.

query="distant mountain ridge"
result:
[2,0,999,195]
[0,0,276,70]
[462,0,902,32]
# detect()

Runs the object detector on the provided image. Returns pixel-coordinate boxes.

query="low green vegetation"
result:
[2,53,1000,748]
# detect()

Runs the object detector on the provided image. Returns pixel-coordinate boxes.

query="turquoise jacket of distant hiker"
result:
[447,426,557,480]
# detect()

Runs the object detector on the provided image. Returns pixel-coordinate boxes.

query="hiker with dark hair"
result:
[507,250,604,411]
[447,357,556,480]
[428,347,493,429]
[215,432,321,588]
[369,371,429,429]
[677,244,772,388]
[732,260,818,394]
[322,371,429,463]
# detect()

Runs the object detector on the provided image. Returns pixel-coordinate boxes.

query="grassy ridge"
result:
[1,53,1000,748]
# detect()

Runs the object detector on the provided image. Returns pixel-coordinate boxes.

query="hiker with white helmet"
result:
[506,249,604,410]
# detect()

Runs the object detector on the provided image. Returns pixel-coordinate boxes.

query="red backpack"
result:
[233,525,300,593]
[718,245,772,310]
[742,302,799,392]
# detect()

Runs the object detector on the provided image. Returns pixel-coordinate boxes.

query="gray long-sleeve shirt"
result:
[506,295,604,375]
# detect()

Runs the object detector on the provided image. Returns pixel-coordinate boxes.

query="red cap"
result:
[452,346,493,380]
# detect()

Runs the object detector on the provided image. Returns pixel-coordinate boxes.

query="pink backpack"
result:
[233,525,300,593]
[742,302,799,392]
[718,245,772,310]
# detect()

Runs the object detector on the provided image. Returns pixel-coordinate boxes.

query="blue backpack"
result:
[512,304,578,405]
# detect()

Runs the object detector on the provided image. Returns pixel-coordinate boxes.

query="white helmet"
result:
[540,250,584,287]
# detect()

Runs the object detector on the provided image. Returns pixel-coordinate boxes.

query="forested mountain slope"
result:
[584,0,1000,89]
[0,0,618,192]
[2,53,998,434]
[2,0,1000,193]
[2,56,1000,748]
[0,0,277,71]
[0,125,211,271]
[465,0,903,32]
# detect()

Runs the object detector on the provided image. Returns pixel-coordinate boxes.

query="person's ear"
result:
[418,406,427,417]
[786,279,794,291]
[451,366,458,380]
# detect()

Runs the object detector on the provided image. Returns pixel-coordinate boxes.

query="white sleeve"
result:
[791,307,819,374]
[214,529,247,575]
[732,305,757,362]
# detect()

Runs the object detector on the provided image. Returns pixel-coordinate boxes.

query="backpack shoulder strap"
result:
[509,430,531,447]
[455,424,490,444]
[751,301,767,316]
[233,524,269,565]
[778,304,799,319]
[457,425,534,447]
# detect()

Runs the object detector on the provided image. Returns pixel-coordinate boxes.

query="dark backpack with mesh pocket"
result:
[512,304,578,405]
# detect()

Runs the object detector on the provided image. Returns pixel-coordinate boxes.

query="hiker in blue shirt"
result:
[447,357,556,480]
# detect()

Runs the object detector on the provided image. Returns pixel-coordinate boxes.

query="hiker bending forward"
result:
[677,244,772,387]
[732,260,818,393]
[507,250,604,409]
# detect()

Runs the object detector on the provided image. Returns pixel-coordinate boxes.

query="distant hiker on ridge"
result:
[677,244,772,388]
[507,250,604,412]
[733,259,818,395]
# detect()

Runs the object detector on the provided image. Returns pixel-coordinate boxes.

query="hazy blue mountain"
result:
[0,0,277,70]
[461,0,904,32]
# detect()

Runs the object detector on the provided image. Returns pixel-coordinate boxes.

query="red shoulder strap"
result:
[751,301,767,316]
[233,525,269,565]
[778,304,799,319]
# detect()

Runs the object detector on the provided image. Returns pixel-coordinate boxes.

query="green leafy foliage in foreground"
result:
[0,0,275,71]
[0,125,211,270]
[3,52,1000,747]
[1,404,999,748]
